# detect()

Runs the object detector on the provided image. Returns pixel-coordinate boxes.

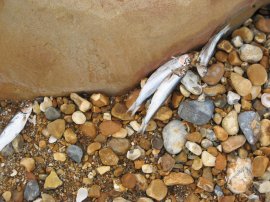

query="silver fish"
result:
[0,104,32,151]
[128,54,190,115]
[197,24,231,77]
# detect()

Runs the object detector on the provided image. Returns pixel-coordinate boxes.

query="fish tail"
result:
[138,119,148,134]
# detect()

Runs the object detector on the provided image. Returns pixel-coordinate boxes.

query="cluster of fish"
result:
[128,24,231,133]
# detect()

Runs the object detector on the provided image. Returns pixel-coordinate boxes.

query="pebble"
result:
[60,103,75,115]
[96,166,110,175]
[20,158,35,172]
[222,110,239,135]
[247,64,267,85]
[12,135,24,153]
[163,172,194,186]
[99,120,122,137]
[213,126,228,141]
[217,40,234,53]
[121,173,137,189]
[178,99,214,125]
[230,72,252,96]
[90,93,109,107]
[197,177,214,192]
[260,119,270,146]
[179,84,191,97]
[154,106,172,121]
[185,141,202,156]
[70,93,92,112]
[45,107,61,121]
[261,93,270,108]
[99,148,119,165]
[228,51,242,66]
[239,44,263,63]
[72,111,86,124]
[111,103,133,121]
[250,85,261,100]
[137,197,153,202]
[202,63,224,85]
[80,122,96,139]
[203,84,226,96]
[87,142,101,155]
[41,193,55,202]
[151,136,164,150]
[53,152,66,162]
[33,101,41,114]
[186,132,202,143]
[89,185,101,198]
[112,128,128,138]
[215,153,227,171]
[2,191,11,202]
[67,145,83,163]
[181,70,202,95]
[232,27,254,43]
[254,181,270,193]
[44,170,63,190]
[159,153,175,172]
[200,128,217,141]
[238,111,261,145]
[76,188,88,202]
[146,179,168,201]
[113,197,130,202]
[231,35,243,47]
[192,157,203,170]
[201,151,216,167]
[24,180,40,201]
[226,158,253,194]
[40,97,52,112]
[252,156,269,177]
[48,136,57,144]
[221,135,246,153]
[63,128,77,144]
[162,120,187,154]
[201,139,213,148]
[255,17,270,33]
[108,138,131,155]
[47,119,65,139]
[127,149,141,160]
[129,121,141,132]
[142,164,155,173]
[227,91,240,105]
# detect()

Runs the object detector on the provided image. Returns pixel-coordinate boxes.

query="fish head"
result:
[21,103,33,114]
[178,54,192,66]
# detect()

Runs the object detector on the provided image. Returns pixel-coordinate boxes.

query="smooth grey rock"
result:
[239,44,263,63]
[201,139,213,148]
[200,128,217,141]
[45,107,61,121]
[108,138,131,155]
[67,145,83,163]
[181,70,202,95]
[24,180,40,201]
[214,185,224,197]
[12,135,24,153]
[214,94,227,108]
[238,111,261,145]
[162,120,187,154]
[178,99,214,125]
[1,143,14,157]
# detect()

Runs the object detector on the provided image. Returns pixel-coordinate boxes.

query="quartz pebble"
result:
[76,188,88,202]
[201,151,216,167]
[162,120,187,154]
[70,93,92,112]
[227,91,240,105]
[222,110,239,135]
[96,166,110,175]
[20,157,35,172]
[127,149,141,160]
[146,179,167,201]
[53,152,66,162]
[239,44,263,63]
[231,36,243,47]
[261,93,270,108]
[221,135,246,153]
[24,180,40,201]
[185,141,202,156]
[67,145,83,163]
[72,111,86,124]
[181,70,202,95]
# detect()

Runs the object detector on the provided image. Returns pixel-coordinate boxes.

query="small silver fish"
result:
[0,104,32,151]
[128,54,190,115]
[197,24,231,77]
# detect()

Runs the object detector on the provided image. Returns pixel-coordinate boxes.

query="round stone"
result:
[20,158,35,172]
[222,110,239,135]
[72,111,86,124]
[221,135,246,153]
[146,179,167,201]
[232,27,254,43]
[108,138,131,155]
[239,44,263,63]
[45,107,61,121]
[261,93,270,108]
[121,173,137,189]
[185,141,202,156]
[80,122,97,139]
[181,70,202,95]
[67,145,83,163]
[202,63,224,85]
[99,148,119,165]
[47,119,65,139]
[60,103,76,115]
[247,64,267,85]
[255,17,270,33]
[87,142,101,155]
[201,151,216,167]
[64,128,77,144]
[230,73,252,97]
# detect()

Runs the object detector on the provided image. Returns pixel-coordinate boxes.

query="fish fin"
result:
[138,119,148,134]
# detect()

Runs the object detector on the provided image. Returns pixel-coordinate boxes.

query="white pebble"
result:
[40,97,52,112]
[201,139,213,149]
[185,141,202,156]
[201,151,216,167]
[72,111,86,124]
[126,149,141,160]
[227,91,240,105]
[96,166,110,175]
[180,85,190,97]
[142,164,155,173]
[76,187,88,202]
[103,112,111,120]
[129,121,141,132]
[126,126,134,136]
[261,93,270,108]
[49,136,58,143]
[112,128,127,138]
[231,36,243,48]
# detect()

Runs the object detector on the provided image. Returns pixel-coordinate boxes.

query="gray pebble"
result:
[1,143,14,157]
[238,111,261,145]
[151,136,163,150]
[108,138,131,155]
[181,70,202,95]
[12,135,24,153]
[214,185,224,197]
[45,107,61,121]
[178,99,214,125]
[24,180,40,201]
[214,95,227,108]
[67,145,83,163]
[200,128,217,141]
[201,139,213,149]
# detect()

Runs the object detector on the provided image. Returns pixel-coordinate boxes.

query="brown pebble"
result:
[215,153,227,171]
[230,72,252,96]
[121,173,137,189]
[89,185,101,198]
[185,193,200,202]
[163,172,194,185]
[215,51,228,62]
[146,179,167,201]
[221,135,246,153]
[218,40,234,53]
[255,17,270,33]
[125,89,142,110]
[203,84,226,96]
[159,153,175,172]
[186,132,202,143]
[111,103,133,120]
[80,122,97,139]
[220,196,236,202]
[232,27,254,43]
[63,128,78,144]
[202,63,225,85]
[99,120,121,137]
[47,119,66,139]
[154,106,172,121]
[90,93,109,107]
[213,126,228,141]
[247,64,268,86]
[252,156,269,177]
[99,148,119,166]
[197,177,214,192]
[171,92,184,108]
[228,51,242,66]
[87,142,102,155]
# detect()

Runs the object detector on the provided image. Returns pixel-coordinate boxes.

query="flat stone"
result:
[260,119,270,146]
[12,135,24,153]
[67,145,83,163]
[99,120,122,137]
[76,188,88,202]
[254,181,270,193]
[99,148,119,165]
[90,93,109,107]
[162,120,187,154]
[24,180,40,201]
[111,103,133,121]
[137,197,154,202]
[228,50,242,66]
[252,156,269,177]
[185,141,202,156]
[20,158,35,172]
[121,173,137,189]
[222,110,239,135]
[44,170,63,190]
[261,93,270,108]
[178,99,214,125]
[197,177,214,192]
[203,84,226,96]
[186,132,202,143]
[72,111,86,124]
[60,103,76,115]
[221,135,246,153]
[2,191,11,202]
[40,97,52,112]
[201,151,216,167]
[63,128,77,144]
[215,153,227,170]
[163,172,194,185]
[181,70,202,95]
[213,126,228,141]
[87,142,101,155]
[247,64,268,86]
[201,139,213,148]
[255,17,270,33]
[45,107,61,121]
[238,111,261,145]
[53,152,66,162]
[158,153,175,172]
[217,40,234,53]
[202,63,224,85]
[230,72,252,96]
[108,138,131,155]
[192,157,203,170]
[126,149,141,161]
[47,119,65,139]
[239,44,263,63]
[89,185,101,198]
[146,179,167,201]
[154,106,172,121]
[80,122,97,139]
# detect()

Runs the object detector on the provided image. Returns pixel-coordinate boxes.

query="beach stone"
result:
[44,170,63,190]
[215,51,228,62]
[217,40,234,53]
[151,136,164,150]
[255,17,270,33]
[125,89,140,109]
[250,85,261,100]
[12,135,24,153]
[2,191,11,202]
[227,91,240,105]
[185,141,202,156]
[137,197,153,202]
[53,152,66,162]
[154,106,172,121]
[12,190,23,202]
[181,70,202,95]
[70,93,91,112]
[108,138,130,155]
[72,111,86,124]
[163,172,194,185]
[228,51,242,66]
[47,119,65,139]
[45,107,61,121]
[80,122,97,139]
[238,111,261,145]
[111,103,133,121]
[231,35,243,48]
[261,93,270,108]
[254,181,270,193]
[215,153,227,170]
[159,153,175,172]
[239,44,263,63]
[60,103,75,115]
[197,177,214,192]
[230,72,252,96]
[67,145,83,163]
[213,126,228,141]
[89,185,101,198]
[99,120,121,137]
[76,188,88,202]
[203,84,226,96]
[247,64,267,86]
[227,158,253,194]
[121,173,137,189]
[222,110,239,135]
[40,97,52,112]
[232,27,254,43]
[260,119,270,146]
[192,157,203,170]
[201,151,216,167]
[127,149,141,161]
[112,128,128,138]
[202,63,224,85]
[87,142,101,155]
[99,148,119,165]
[20,158,35,172]
[24,180,40,201]
[142,164,155,174]
[186,132,202,143]
[252,156,269,177]
[162,120,187,154]
[63,128,77,144]
[178,99,214,125]
[221,135,246,153]
[90,93,109,107]
[201,139,213,148]
[146,179,167,201]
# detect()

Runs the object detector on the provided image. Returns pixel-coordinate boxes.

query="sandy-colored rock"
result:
[222,110,239,135]
[146,179,167,201]
[197,177,214,192]
[121,173,137,189]
[252,156,269,177]
[47,119,66,139]
[260,119,270,146]
[89,185,101,198]
[63,128,77,144]
[90,93,109,107]
[111,103,133,121]
[239,44,263,63]
[247,64,268,86]
[72,111,86,124]
[218,40,234,53]
[213,126,228,141]
[60,103,75,115]
[154,106,172,121]
[53,152,66,162]
[87,142,101,155]
[99,148,119,166]
[230,72,252,96]
[228,51,242,66]
[163,172,194,186]
[215,51,228,63]
[70,93,92,112]
[203,84,226,96]
[99,120,122,137]
[232,27,254,43]
[215,153,227,170]
[80,122,97,139]
[221,135,246,153]
[20,157,35,172]
[255,16,270,33]
[44,170,63,190]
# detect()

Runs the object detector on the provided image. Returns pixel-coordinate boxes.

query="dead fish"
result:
[138,68,188,133]
[0,104,32,151]
[128,54,190,115]
[197,24,231,77]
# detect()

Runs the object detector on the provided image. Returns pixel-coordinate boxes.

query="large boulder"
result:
[0,0,269,99]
